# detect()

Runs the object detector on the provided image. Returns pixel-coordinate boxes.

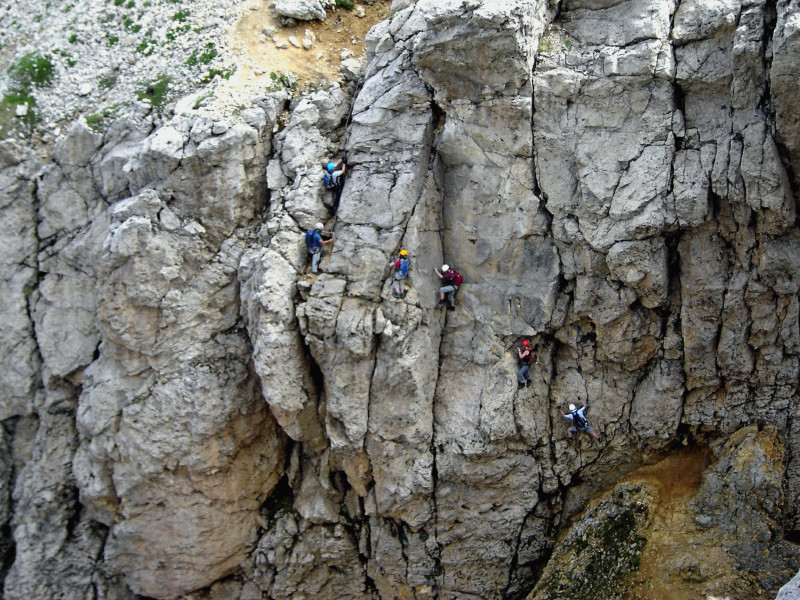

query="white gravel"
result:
[0,0,267,138]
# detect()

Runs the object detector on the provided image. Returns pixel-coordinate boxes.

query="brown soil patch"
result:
[620,448,739,600]
[620,447,707,504]
[231,0,393,91]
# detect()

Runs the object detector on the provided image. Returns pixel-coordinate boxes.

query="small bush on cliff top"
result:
[8,51,55,88]
[137,74,171,108]
[1,51,56,134]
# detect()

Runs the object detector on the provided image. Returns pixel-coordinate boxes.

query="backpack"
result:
[571,409,588,430]
[399,258,409,276]
[451,270,463,286]
[323,173,336,190]
[305,229,320,249]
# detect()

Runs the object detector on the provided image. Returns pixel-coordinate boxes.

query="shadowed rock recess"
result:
[2,0,800,599]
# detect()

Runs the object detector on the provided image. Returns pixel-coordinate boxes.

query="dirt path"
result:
[226,0,392,96]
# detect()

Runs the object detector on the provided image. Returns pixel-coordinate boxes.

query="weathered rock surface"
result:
[274,0,328,22]
[530,427,798,600]
[2,0,800,599]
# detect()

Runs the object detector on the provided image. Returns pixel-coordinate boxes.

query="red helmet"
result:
[522,339,530,346]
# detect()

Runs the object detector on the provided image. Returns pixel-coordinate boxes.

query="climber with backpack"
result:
[305,222,334,274]
[434,264,463,310]
[323,158,346,209]
[560,399,602,443]
[516,339,537,388]
[388,249,410,298]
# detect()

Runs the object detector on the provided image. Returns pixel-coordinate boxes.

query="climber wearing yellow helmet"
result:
[388,249,411,298]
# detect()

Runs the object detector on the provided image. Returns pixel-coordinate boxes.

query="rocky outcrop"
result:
[1,0,800,599]
[2,104,290,598]
[530,427,798,600]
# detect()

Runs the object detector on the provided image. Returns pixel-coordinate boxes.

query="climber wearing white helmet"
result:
[560,398,601,443]
[304,222,334,274]
[434,264,463,310]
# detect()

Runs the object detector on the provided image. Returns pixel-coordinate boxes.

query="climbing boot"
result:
[447,304,455,310]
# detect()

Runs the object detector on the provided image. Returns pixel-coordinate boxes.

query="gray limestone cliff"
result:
[2,0,800,599]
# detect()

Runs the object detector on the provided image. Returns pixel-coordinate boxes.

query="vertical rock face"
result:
[2,108,289,599]
[1,1,800,599]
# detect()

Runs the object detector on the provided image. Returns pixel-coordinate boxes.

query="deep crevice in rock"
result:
[259,473,294,531]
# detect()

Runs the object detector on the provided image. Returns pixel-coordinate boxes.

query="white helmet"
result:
[569,404,576,412]
[315,222,324,230]
[441,264,450,272]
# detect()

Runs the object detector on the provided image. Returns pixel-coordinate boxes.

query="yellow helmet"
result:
[400,249,408,256]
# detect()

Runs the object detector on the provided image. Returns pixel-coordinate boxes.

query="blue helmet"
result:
[327,162,335,172]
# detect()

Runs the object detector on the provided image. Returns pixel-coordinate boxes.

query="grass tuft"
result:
[99,74,117,89]
[8,51,55,88]
[137,74,171,108]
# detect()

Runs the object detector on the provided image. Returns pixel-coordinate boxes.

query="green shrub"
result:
[187,42,217,66]
[198,42,216,64]
[8,52,55,88]
[0,89,38,132]
[84,104,120,132]
[172,10,188,21]
[166,23,189,41]
[201,68,233,83]
[192,92,213,109]
[336,0,354,8]
[137,74,171,108]
[1,52,53,132]
[68,33,78,43]
[84,112,105,131]
[99,74,117,89]
[136,37,155,54]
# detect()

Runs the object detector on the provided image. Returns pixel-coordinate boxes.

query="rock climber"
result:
[517,339,537,388]
[388,249,410,298]
[323,158,346,209]
[305,222,333,274]
[560,399,601,443]
[434,264,463,310]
